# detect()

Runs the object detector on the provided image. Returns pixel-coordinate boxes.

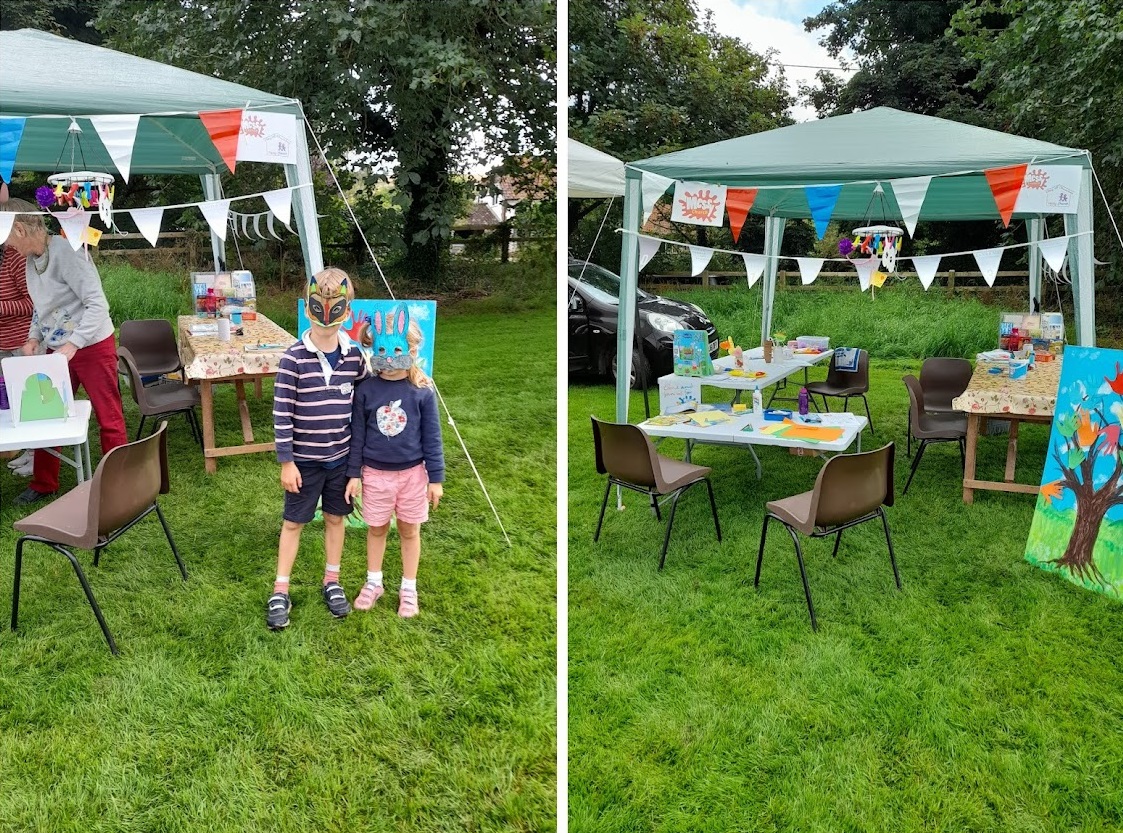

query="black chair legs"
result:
[13,536,119,655]
[903,440,928,495]
[781,522,818,631]
[704,478,721,543]
[594,482,612,542]
[156,503,188,580]
[880,508,901,590]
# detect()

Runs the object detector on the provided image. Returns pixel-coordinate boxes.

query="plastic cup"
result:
[217,318,231,342]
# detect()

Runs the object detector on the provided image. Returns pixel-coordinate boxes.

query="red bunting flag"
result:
[199,109,243,174]
[726,188,757,242]
[984,163,1028,228]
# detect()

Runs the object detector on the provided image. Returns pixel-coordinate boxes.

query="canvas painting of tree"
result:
[1025,347,1123,600]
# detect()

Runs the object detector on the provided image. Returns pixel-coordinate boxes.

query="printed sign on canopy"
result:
[670,181,727,227]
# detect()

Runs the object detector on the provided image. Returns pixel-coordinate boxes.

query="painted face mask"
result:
[370,305,413,370]
[306,274,350,328]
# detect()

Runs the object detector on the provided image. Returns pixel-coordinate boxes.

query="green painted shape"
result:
[19,373,66,421]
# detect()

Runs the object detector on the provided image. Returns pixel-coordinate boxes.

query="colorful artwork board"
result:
[672,330,714,377]
[1024,346,1123,601]
[0,354,74,426]
[297,299,437,377]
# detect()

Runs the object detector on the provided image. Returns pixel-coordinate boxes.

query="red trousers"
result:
[31,334,128,494]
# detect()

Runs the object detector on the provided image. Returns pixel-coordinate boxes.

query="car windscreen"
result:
[568,262,652,304]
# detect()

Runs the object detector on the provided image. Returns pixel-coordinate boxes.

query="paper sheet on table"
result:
[780,419,844,442]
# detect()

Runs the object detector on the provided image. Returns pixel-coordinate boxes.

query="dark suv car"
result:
[567,260,718,388]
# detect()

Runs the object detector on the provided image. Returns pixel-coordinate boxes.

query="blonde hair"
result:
[403,320,431,388]
[308,266,355,301]
[0,197,46,232]
[360,316,431,388]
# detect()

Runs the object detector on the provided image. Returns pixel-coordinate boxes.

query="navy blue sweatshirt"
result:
[347,375,445,482]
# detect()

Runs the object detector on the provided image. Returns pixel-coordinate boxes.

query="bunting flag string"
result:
[805,185,842,240]
[984,163,1028,228]
[198,198,233,241]
[129,207,164,247]
[888,175,932,237]
[726,188,757,242]
[229,209,293,241]
[616,228,1095,290]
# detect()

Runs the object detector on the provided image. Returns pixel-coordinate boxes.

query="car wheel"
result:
[611,351,652,390]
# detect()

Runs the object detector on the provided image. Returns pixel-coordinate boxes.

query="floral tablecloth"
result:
[178,314,297,381]
[952,357,1062,417]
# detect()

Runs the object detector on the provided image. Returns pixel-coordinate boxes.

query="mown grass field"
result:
[568,285,1123,833]
[0,263,557,833]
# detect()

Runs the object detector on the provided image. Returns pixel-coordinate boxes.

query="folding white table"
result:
[0,400,94,483]
[659,347,834,406]
[640,409,868,479]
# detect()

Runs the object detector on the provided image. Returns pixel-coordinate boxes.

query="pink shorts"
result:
[361,463,430,526]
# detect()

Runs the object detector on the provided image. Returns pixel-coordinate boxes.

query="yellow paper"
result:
[82,227,103,246]
[871,269,887,288]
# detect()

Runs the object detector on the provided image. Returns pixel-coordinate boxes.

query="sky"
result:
[693,0,854,122]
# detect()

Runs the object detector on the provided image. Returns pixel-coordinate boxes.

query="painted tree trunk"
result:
[1057,494,1110,584]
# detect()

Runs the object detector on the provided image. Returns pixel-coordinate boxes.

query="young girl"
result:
[344,305,444,617]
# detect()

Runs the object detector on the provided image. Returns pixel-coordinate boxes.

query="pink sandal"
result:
[398,589,419,618]
[354,583,384,611]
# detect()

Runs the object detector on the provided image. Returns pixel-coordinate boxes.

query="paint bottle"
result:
[798,386,809,416]
[752,387,763,417]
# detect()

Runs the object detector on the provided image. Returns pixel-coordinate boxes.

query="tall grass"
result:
[668,282,1012,359]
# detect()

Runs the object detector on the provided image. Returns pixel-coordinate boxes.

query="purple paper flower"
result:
[35,185,56,209]
[838,237,854,256]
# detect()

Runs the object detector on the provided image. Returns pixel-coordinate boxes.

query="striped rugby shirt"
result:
[273,330,367,464]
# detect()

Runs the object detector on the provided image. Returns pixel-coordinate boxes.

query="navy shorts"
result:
[283,461,352,523]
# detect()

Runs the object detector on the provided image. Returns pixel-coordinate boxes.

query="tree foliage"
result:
[569,0,791,161]
[90,0,556,280]
[802,0,992,124]
[951,0,1123,281]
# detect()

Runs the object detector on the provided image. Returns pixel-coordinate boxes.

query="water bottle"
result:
[752,386,763,417]
[798,386,809,416]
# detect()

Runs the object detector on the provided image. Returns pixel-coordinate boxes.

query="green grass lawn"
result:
[568,367,1123,833]
[0,270,557,832]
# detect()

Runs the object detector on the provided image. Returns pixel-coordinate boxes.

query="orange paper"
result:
[780,420,844,442]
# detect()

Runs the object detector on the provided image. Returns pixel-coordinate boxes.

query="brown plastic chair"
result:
[118,346,202,445]
[592,416,721,570]
[755,442,900,630]
[805,349,873,434]
[11,422,187,654]
[903,374,967,494]
[118,319,184,379]
[919,357,973,415]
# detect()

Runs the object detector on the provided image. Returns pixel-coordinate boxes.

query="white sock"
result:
[401,577,417,592]
[367,571,383,587]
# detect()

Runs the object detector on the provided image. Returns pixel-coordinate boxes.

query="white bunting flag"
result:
[795,257,824,286]
[58,210,92,251]
[741,253,766,288]
[89,115,140,183]
[0,212,13,244]
[1014,165,1082,214]
[853,255,879,292]
[1037,236,1069,273]
[129,207,164,247]
[266,212,283,240]
[236,111,298,164]
[199,198,232,241]
[262,187,293,230]
[671,181,728,227]
[911,254,942,290]
[888,175,932,237]
[638,236,661,270]
[689,245,714,277]
[973,246,1004,286]
[641,172,674,226]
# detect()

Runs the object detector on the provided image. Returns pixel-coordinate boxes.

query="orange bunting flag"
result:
[726,188,758,242]
[199,109,243,174]
[984,163,1028,227]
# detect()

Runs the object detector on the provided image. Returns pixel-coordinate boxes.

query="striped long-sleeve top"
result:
[273,330,367,464]
[0,244,35,351]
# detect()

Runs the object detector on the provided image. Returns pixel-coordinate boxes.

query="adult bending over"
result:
[1,197,127,506]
